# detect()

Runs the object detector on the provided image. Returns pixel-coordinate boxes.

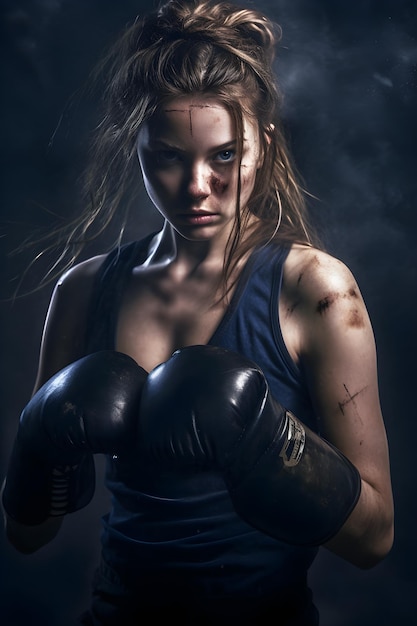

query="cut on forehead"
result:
[152,96,260,146]
[156,94,260,129]
[146,96,232,143]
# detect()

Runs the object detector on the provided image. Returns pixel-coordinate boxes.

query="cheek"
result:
[143,167,178,199]
[240,163,258,191]
[141,170,176,213]
[210,174,229,195]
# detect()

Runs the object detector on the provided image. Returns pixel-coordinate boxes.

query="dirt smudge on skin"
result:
[210,175,228,194]
[316,288,365,327]
[317,294,337,314]
[338,383,367,425]
[285,300,301,317]
[347,308,366,328]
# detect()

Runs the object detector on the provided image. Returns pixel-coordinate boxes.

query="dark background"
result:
[1,0,416,624]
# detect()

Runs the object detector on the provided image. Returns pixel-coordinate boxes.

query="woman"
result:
[2,1,394,624]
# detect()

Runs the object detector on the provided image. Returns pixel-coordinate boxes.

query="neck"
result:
[145,221,228,279]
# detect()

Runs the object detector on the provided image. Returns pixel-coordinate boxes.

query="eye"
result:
[215,150,236,163]
[156,150,182,164]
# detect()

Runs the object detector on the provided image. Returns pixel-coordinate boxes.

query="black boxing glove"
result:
[2,351,147,525]
[138,345,361,546]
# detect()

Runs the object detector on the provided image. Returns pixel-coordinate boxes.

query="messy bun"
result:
[153,0,279,68]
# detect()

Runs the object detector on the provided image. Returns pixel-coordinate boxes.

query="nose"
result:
[186,161,211,201]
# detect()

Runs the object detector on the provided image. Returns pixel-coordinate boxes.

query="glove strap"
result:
[2,438,95,525]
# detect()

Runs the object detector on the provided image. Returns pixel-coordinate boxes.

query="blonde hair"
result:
[30,0,321,289]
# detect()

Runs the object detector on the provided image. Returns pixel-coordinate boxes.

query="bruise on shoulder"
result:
[316,287,365,328]
[316,293,337,314]
[284,299,301,318]
[346,305,365,328]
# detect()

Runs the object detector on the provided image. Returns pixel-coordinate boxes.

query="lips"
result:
[176,210,219,225]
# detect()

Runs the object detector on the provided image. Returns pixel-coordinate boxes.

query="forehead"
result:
[148,96,233,136]
[161,95,226,114]
[143,95,258,143]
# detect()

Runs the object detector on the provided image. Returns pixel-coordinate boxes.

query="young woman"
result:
[2,1,394,624]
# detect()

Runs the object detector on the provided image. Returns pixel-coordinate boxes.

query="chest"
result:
[115,272,230,372]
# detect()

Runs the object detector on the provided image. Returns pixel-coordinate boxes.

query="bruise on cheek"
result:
[210,174,228,194]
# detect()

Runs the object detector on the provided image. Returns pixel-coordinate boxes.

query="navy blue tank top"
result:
[85,235,320,620]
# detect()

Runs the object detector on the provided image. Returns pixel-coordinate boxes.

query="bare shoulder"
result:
[56,254,107,294]
[281,244,372,361]
[284,244,360,304]
[35,254,108,387]
[48,253,108,332]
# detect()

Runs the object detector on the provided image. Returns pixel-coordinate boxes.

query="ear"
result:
[265,123,275,144]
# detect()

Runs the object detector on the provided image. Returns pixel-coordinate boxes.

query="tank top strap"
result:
[84,233,156,353]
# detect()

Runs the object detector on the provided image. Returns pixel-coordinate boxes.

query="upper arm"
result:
[33,255,106,392]
[284,247,393,564]
[297,252,390,492]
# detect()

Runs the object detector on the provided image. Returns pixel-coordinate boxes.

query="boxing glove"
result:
[2,350,147,525]
[138,345,361,546]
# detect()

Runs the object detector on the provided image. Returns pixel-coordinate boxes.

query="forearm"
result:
[324,478,394,569]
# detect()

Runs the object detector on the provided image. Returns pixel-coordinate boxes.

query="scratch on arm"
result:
[338,383,368,426]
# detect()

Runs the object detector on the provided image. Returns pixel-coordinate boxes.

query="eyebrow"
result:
[147,139,184,151]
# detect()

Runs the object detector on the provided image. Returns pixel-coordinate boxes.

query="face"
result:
[136,95,261,243]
